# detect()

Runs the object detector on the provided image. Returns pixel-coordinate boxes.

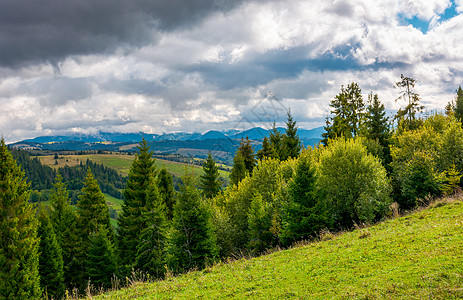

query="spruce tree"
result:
[364,93,391,167]
[37,206,64,299]
[238,137,256,175]
[167,171,217,273]
[269,122,284,160]
[86,226,117,289]
[280,154,325,246]
[322,82,365,145]
[454,85,463,123]
[199,152,221,199]
[118,138,156,268]
[0,139,41,299]
[77,169,112,241]
[135,174,168,278]
[49,174,82,290]
[158,168,175,220]
[230,151,246,186]
[257,136,275,160]
[282,109,301,160]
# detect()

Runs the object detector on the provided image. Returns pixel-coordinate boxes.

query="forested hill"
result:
[10,147,127,202]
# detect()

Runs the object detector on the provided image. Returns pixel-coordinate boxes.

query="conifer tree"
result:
[49,174,82,290]
[238,137,256,175]
[37,206,64,299]
[280,154,326,246]
[158,168,175,220]
[86,226,117,289]
[0,139,41,299]
[118,138,156,268]
[77,169,112,242]
[257,136,275,160]
[394,74,424,130]
[454,85,463,123]
[167,171,217,273]
[135,174,168,278]
[230,151,246,186]
[364,93,391,166]
[269,122,284,160]
[199,152,221,199]
[321,82,365,145]
[282,109,301,160]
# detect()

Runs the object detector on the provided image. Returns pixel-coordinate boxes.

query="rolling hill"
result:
[92,197,463,299]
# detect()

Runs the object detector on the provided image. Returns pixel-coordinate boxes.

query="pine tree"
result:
[322,82,365,145]
[158,168,175,221]
[394,74,424,130]
[280,154,325,246]
[118,138,156,268]
[135,174,168,278]
[282,109,301,160]
[167,171,217,273]
[364,93,391,166]
[237,137,256,175]
[0,139,41,299]
[199,152,221,199]
[230,151,246,186]
[257,137,275,160]
[86,226,117,289]
[37,206,64,299]
[49,174,82,290]
[454,85,463,123]
[77,169,112,241]
[269,122,284,160]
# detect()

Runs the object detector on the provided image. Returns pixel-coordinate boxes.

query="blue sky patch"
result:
[398,1,459,34]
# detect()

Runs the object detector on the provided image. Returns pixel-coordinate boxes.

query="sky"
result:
[1,0,463,143]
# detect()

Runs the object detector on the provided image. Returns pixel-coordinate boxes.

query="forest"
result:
[1,75,463,299]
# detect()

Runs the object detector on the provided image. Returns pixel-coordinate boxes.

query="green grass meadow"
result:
[93,198,463,299]
[37,153,229,179]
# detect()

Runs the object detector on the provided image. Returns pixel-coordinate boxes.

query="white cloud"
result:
[1,0,462,143]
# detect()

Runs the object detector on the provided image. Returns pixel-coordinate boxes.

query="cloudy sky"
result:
[1,0,462,143]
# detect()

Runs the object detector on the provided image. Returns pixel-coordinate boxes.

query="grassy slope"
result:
[95,199,463,299]
[37,154,229,179]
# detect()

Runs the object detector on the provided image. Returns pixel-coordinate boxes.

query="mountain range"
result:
[22,126,324,144]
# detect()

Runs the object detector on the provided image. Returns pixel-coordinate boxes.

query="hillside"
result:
[36,153,230,179]
[93,198,463,299]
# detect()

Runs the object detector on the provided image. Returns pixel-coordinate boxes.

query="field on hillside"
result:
[36,153,229,179]
[93,198,463,299]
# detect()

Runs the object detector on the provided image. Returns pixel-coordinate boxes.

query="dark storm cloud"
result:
[186,45,409,91]
[0,0,263,68]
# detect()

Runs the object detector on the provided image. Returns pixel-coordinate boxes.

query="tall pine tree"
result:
[167,171,217,273]
[322,82,365,145]
[158,168,175,221]
[280,153,326,246]
[282,109,301,160]
[364,92,391,166]
[49,174,82,290]
[86,226,117,289]
[394,74,424,130]
[0,139,41,299]
[230,152,246,186]
[134,174,168,278]
[454,85,463,123]
[199,152,221,199]
[118,138,156,269]
[257,136,275,160]
[269,122,284,160]
[37,206,64,299]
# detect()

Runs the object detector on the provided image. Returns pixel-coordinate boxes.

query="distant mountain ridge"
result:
[22,126,324,144]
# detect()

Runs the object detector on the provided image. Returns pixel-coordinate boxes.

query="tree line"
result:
[2,75,463,299]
